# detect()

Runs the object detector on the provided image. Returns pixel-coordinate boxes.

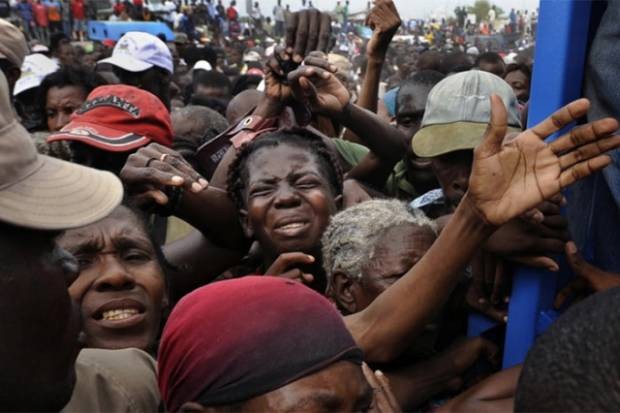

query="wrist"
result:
[254,96,284,118]
[367,54,386,65]
[334,101,354,124]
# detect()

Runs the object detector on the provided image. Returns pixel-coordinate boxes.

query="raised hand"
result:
[288,56,350,116]
[467,96,620,226]
[263,10,331,105]
[365,0,401,60]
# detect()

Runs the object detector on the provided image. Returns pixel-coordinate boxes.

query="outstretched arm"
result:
[343,96,620,363]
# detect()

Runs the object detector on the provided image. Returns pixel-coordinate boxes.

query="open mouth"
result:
[273,218,310,237]
[93,299,146,325]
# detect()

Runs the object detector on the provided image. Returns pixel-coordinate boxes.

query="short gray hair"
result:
[321,199,436,286]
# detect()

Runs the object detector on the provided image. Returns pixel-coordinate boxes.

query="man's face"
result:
[478,61,505,77]
[57,43,77,67]
[504,69,530,103]
[397,82,438,193]
[232,361,373,412]
[0,223,81,411]
[431,150,473,211]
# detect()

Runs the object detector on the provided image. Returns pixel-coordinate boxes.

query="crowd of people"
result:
[2,0,620,411]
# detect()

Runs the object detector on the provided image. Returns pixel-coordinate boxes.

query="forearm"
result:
[437,365,521,413]
[175,186,248,250]
[347,195,496,363]
[335,103,407,165]
[163,230,245,302]
[357,57,384,112]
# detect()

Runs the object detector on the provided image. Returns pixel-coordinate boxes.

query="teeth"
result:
[101,308,139,321]
[280,223,304,230]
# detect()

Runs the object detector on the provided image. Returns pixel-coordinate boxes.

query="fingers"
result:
[476,95,507,159]
[303,54,336,72]
[293,10,310,62]
[558,134,620,170]
[565,241,591,278]
[490,259,507,306]
[305,9,320,56]
[509,255,559,272]
[550,116,618,155]
[530,98,590,140]
[374,371,400,412]
[559,154,612,189]
[317,12,331,52]
[480,338,501,365]
[285,12,299,51]
[266,252,315,275]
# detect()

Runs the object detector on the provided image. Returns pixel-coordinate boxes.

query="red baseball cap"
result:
[48,85,173,152]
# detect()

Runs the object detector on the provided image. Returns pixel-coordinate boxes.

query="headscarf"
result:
[158,276,363,411]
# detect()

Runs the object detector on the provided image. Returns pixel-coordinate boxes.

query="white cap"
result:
[14,53,59,96]
[466,46,480,56]
[192,60,213,72]
[504,52,518,64]
[31,44,49,53]
[243,50,261,62]
[98,32,173,74]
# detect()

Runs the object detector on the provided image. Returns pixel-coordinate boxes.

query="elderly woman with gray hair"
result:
[322,199,500,410]
[322,199,437,315]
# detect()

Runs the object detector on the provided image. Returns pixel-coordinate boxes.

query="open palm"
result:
[468,96,620,226]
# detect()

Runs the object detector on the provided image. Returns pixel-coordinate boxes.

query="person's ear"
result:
[238,208,254,238]
[179,401,206,412]
[332,272,357,314]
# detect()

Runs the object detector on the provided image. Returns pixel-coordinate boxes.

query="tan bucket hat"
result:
[0,71,123,230]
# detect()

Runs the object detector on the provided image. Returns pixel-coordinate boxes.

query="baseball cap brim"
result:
[0,126,123,230]
[48,120,151,152]
[98,53,154,72]
[411,121,521,158]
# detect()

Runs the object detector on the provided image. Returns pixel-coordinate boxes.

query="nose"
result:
[93,255,136,292]
[273,185,301,209]
[53,112,72,132]
[451,170,469,197]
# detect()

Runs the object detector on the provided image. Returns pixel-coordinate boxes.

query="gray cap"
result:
[411,70,522,158]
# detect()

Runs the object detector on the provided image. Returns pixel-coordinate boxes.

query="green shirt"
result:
[332,138,418,199]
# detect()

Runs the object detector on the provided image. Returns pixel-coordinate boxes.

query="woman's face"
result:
[354,223,436,311]
[57,206,166,351]
[242,144,339,260]
[46,85,87,132]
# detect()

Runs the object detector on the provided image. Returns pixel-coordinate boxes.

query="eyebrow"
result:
[284,391,342,412]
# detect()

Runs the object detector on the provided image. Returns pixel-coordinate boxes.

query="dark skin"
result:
[504,69,530,103]
[113,66,172,110]
[554,241,620,309]
[330,224,498,410]
[180,361,383,413]
[58,206,167,352]
[0,223,81,411]
[71,142,133,176]
[55,42,77,67]
[121,46,620,367]
[244,144,341,292]
[45,85,87,132]
[395,82,438,195]
[477,61,505,77]
[332,223,436,314]
[430,150,473,211]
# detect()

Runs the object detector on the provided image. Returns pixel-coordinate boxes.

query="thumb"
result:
[476,94,508,159]
[565,241,592,277]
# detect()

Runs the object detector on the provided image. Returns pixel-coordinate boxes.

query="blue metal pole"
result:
[502,0,593,368]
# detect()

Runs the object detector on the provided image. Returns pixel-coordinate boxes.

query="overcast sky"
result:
[240,0,540,19]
